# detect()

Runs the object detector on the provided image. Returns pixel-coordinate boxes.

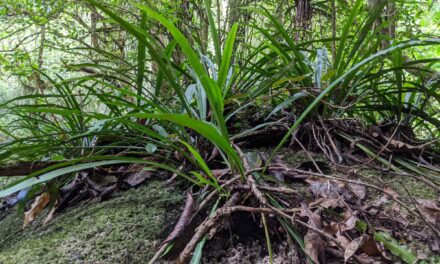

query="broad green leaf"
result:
[127,113,244,176]
[218,23,238,93]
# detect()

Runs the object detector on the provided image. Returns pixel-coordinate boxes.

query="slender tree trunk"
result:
[199,5,209,53]
[331,0,336,65]
[90,8,99,48]
[387,2,396,43]
[34,24,46,92]
[295,0,312,43]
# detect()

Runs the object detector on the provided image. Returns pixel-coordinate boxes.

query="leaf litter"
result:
[7,145,440,263]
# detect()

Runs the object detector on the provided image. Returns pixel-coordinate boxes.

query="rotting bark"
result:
[0,161,62,177]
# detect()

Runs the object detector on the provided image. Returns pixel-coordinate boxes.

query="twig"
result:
[292,168,440,237]
[176,192,241,264]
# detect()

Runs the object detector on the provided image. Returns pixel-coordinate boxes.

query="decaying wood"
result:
[0,161,62,176]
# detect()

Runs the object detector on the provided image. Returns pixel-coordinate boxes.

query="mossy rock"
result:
[0,181,183,264]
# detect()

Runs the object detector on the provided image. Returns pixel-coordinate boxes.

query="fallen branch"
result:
[0,161,62,176]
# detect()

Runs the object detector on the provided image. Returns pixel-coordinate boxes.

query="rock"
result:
[0,181,182,264]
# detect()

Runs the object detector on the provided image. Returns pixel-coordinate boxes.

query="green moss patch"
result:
[0,181,182,264]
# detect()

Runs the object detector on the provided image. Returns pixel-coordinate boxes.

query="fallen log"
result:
[0,161,61,177]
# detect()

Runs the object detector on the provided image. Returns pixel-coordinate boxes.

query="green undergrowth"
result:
[0,181,182,264]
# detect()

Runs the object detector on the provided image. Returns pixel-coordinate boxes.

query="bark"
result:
[331,0,336,64]
[295,0,312,42]
[0,161,62,177]
[33,24,46,92]
[90,8,99,48]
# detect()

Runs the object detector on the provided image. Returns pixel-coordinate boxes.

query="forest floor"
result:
[0,148,439,263]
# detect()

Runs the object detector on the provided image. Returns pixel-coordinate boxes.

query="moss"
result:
[0,181,182,264]
[358,168,437,200]
[279,148,326,166]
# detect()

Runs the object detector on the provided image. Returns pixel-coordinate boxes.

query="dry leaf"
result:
[124,169,153,187]
[344,215,359,231]
[348,183,366,200]
[307,180,340,199]
[43,205,57,225]
[23,192,50,228]
[383,187,399,199]
[344,235,367,262]
[162,192,195,245]
[336,235,351,248]
[320,198,343,209]
[323,222,342,236]
[359,235,381,256]
[305,231,325,264]
[416,199,440,225]
[302,202,325,263]
[301,202,321,228]
[43,195,61,225]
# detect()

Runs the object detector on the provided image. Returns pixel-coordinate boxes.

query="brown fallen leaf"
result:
[320,198,343,209]
[344,235,368,262]
[124,168,153,187]
[336,235,350,248]
[307,180,340,199]
[43,195,61,225]
[343,210,359,232]
[305,231,325,264]
[383,187,399,200]
[416,199,440,225]
[301,202,322,229]
[359,235,381,257]
[302,203,325,264]
[306,179,360,206]
[162,192,195,245]
[348,183,366,200]
[323,221,342,236]
[23,192,50,228]
[345,215,359,231]
[43,204,57,225]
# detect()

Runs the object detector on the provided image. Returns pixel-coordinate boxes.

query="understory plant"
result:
[0,0,439,263]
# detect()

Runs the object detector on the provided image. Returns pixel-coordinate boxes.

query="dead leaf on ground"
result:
[416,199,440,225]
[124,168,154,187]
[344,235,368,262]
[344,214,359,231]
[336,235,350,248]
[301,202,326,264]
[305,231,325,264]
[211,169,230,178]
[162,192,195,245]
[43,195,61,225]
[23,192,50,228]
[323,221,342,236]
[359,235,382,257]
[372,195,390,208]
[300,202,321,228]
[307,179,340,199]
[348,183,366,200]
[43,204,57,225]
[383,187,399,200]
[320,198,343,209]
